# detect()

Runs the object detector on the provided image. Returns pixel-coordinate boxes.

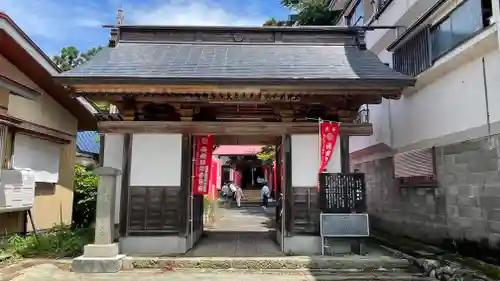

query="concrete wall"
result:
[354,134,500,249]
[0,55,78,233]
[347,0,500,251]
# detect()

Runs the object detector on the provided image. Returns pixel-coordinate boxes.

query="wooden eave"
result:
[64,77,411,93]
[68,82,404,100]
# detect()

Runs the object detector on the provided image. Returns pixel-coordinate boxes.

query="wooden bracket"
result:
[173,105,195,121]
[273,106,296,122]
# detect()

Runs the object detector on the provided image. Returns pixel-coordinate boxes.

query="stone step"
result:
[122,256,415,272]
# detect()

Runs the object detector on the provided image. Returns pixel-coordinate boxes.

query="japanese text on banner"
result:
[317,121,340,190]
[193,135,214,195]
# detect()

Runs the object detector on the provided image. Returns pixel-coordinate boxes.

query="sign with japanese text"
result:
[192,135,214,195]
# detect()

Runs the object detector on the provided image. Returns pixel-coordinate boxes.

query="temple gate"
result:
[57,20,414,256]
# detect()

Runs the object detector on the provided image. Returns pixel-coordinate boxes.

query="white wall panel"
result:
[130,134,182,186]
[291,134,341,187]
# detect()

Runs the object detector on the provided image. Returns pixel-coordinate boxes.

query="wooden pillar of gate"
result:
[179,134,192,237]
[339,134,362,253]
[340,135,350,173]
[283,134,292,236]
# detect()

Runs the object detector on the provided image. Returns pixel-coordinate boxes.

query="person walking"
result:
[228,181,237,207]
[260,181,270,210]
[235,185,244,208]
[221,182,230,202]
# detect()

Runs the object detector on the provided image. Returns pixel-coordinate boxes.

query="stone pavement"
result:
[186,204,282,257]
[209,203,275,232]
[9,264,433,281]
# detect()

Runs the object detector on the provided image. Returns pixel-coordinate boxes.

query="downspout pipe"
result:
[481,57,492,140]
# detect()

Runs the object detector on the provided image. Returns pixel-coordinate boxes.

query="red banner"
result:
[319,121,340,173]
[192,135,214,195]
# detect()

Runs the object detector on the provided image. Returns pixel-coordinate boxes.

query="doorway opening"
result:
[186,136,286,257]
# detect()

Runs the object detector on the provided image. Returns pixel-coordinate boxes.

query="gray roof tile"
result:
[59,43,412,82]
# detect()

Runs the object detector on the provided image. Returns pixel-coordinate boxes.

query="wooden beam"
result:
[98,121,373,136]
[214,135,281,145]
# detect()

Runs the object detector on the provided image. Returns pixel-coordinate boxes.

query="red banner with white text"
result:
[192,135,214,195]
[318,121,340,189]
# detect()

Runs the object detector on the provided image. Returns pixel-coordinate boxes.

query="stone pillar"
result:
[72,167,125,273]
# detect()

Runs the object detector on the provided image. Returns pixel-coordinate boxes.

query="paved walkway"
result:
[207,203,275,232]
[187,205,282,257]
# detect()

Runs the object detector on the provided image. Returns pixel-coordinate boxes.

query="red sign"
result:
[192,135,214,195]
[319,121,340,176]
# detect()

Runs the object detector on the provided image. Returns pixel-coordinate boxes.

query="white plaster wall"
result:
[391,54,492,148]
[352,45,500,154]
[130,134,182,186]
[351,0,500,155]
[103,134,124,224]
[291,134,341,187]
[350,101,392,152]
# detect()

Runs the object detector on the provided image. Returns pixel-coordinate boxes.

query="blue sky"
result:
[2,0,290,57]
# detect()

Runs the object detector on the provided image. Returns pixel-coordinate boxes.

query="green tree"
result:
[264,0,341,26]
[53,46,109,116]
[263,17,292,26]
[72,165,98,229]
[257,145,276,163]
[52,46,103,71]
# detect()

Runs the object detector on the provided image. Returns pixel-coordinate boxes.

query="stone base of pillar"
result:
[72,243,125,273]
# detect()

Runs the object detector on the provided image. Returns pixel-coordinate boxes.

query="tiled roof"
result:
[58,43,412,83]
[214,145,264,156]
[76,131,100,154]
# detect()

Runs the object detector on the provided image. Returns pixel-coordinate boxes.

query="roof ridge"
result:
[117,41,355,47]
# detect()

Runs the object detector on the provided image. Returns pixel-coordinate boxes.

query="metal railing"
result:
[354,107,370,124]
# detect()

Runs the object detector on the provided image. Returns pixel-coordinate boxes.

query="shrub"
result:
[72,164,98,229]
[7,224,93,258]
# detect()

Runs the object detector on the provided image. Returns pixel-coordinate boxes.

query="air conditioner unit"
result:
[0,169,36,213]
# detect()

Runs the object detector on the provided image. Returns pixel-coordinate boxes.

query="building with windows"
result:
[329,0,500,250]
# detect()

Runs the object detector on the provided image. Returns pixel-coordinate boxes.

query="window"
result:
[392,0,492,76]
[393,27,432,77]
[394,148,437,188]
[431,0,485,60]
[347,0,364,26]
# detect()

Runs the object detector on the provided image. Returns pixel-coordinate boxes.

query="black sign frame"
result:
[318,173,366,213]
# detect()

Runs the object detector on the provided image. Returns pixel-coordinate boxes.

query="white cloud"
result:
[2,0,266,41]
[1,0,105,39]
[0,0,269,53]
[126,0,266,26]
